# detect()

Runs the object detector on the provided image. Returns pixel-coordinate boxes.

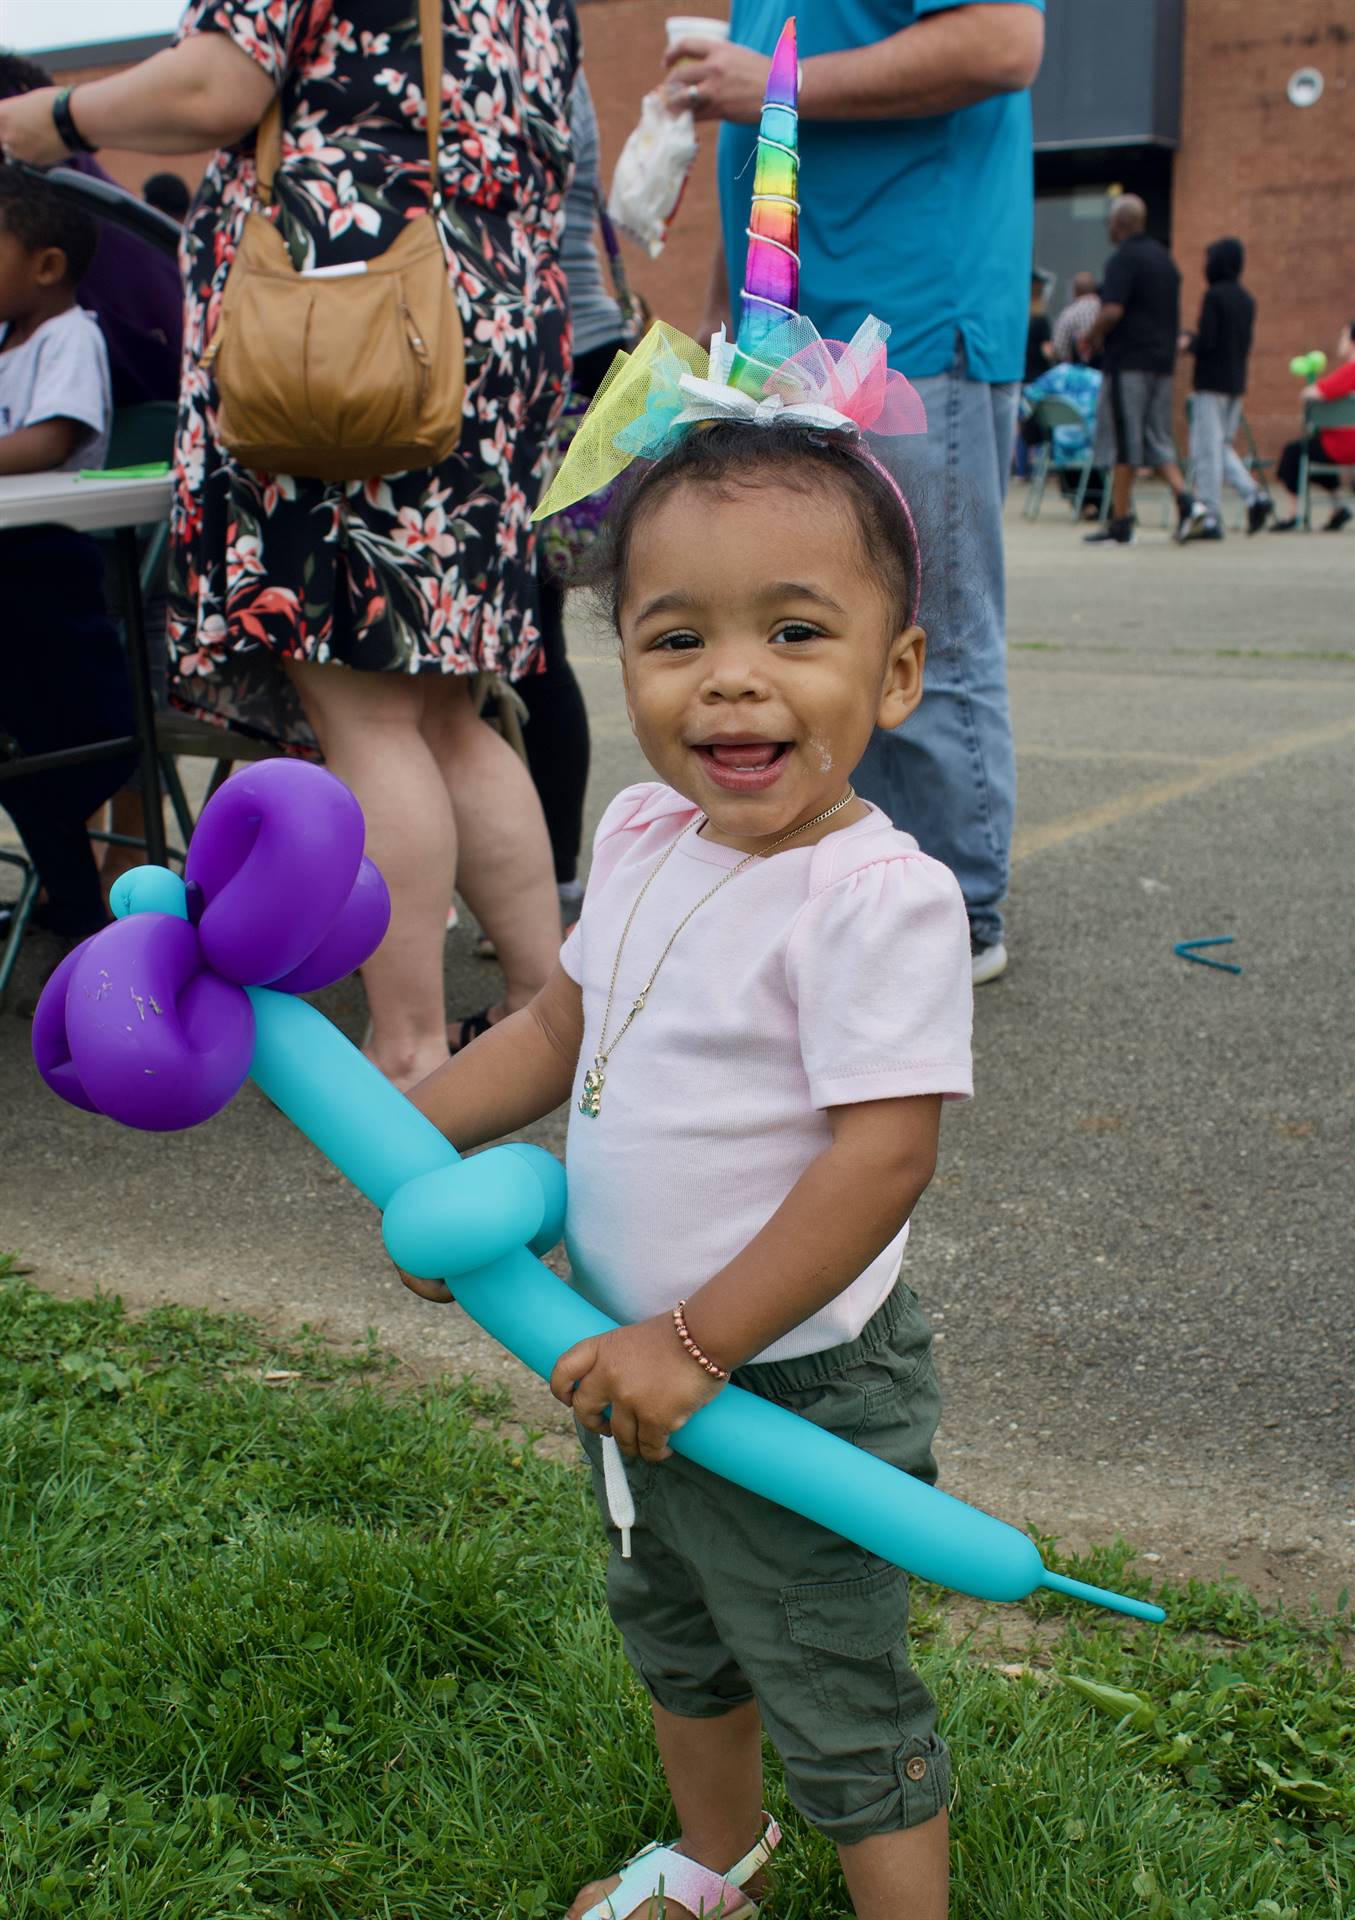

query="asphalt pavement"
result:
[3,485,1352,1610]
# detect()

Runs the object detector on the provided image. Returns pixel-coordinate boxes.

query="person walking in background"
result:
[666,0,1045,986]
[0,0,579,1093]
[1052,268,1099,364]
[1180,237,1271,540]
[1081,193,1204,548]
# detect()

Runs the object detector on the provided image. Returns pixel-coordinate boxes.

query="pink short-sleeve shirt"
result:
[559,782,973,1363]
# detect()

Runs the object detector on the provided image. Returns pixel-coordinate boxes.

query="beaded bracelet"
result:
[672,1299,730,1380]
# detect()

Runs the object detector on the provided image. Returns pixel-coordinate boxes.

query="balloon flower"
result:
[33,760,1165,1626]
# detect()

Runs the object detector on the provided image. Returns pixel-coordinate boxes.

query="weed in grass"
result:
[0,1270,1349,1918]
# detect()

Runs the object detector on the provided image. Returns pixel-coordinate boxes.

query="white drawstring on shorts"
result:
[600,1433,636,1558]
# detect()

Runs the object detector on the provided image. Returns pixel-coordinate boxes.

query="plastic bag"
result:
[608,89,699,259]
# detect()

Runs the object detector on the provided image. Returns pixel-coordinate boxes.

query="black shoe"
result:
[1324,504,1353,533]
[1084,515,1136,545]
[1195,518,1224,541]
[1174,492,1209,543]
[1271,516,1299,532]
[0,897,110,941]
[1246,495,1274,535]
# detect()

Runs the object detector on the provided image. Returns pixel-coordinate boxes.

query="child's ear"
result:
[33,246,70,289]
[877,624,925,731]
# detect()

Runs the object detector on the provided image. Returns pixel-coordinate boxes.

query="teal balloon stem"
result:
[1040,1571,1163,1623]
[241,987,1165,1625]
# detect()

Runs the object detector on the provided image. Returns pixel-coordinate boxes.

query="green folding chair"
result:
[1298,396,1355,529]
[1023,397,1098,520]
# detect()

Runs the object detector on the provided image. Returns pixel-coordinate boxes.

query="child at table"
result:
[0,163,134,943]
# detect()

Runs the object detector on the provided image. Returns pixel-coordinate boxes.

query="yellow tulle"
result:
[532,322,711,523]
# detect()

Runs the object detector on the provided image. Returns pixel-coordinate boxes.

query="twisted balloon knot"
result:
[33,760,391,1131]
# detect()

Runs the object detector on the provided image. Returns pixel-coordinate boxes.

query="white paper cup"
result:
[666,15,730,62]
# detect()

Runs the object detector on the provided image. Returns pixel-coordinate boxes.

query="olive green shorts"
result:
[574,1278,949,1845]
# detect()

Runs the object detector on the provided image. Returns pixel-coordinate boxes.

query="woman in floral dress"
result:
[0,0,579,1089]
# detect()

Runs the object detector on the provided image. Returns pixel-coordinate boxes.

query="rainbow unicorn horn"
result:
[728,16,800,397]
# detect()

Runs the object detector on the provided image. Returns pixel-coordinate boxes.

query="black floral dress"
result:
[167,0,578,750]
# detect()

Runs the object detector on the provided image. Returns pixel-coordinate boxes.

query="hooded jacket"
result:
[1189,239,1255,397]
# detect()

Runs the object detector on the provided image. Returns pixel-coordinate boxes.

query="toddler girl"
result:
[402,405,970,1920]
[401,22,969,1917]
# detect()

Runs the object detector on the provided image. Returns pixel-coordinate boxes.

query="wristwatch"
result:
[51,87,98,155]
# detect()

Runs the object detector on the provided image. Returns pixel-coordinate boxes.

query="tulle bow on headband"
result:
[532,15,928,627]
[533,312,925,505]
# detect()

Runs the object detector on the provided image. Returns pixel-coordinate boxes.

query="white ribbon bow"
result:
[671,369,859,439]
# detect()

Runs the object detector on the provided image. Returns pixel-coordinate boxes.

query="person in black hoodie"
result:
[1180,237,1273,539]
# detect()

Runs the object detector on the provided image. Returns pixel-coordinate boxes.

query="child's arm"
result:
[676,1094,941,1373]
[406,959,584,1153]
[0,418,82,476]
[550,1094,942,1462]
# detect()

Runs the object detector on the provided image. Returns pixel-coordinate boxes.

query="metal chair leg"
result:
[0,851,41,1001]
[160,755,197,844]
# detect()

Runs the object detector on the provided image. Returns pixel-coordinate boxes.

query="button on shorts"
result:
[574,1278,950,1845]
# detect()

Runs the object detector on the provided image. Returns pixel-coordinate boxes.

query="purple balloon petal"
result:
[61,915,255,1130]
[265,856,392,994]
[187,761,365,986]
[32,937,105,1113]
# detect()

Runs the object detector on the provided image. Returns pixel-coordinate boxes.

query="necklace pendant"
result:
[579,1060,605,1118]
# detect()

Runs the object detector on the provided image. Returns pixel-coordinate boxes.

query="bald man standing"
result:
[1080,194,1204,546]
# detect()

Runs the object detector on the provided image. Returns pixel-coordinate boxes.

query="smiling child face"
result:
[617,475,925,855]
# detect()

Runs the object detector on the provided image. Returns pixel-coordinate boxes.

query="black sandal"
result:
[447,1007,496,1055]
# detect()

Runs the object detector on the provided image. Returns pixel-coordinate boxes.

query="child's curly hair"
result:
[578,420,920,640]
[0,163,99,286]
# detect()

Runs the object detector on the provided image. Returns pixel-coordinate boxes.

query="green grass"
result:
[0,1257,1350,1919]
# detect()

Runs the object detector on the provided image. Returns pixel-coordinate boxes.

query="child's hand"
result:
[394,1263,453,1303]
[550,1313,729,1463]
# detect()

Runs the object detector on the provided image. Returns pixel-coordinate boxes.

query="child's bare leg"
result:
[836,1810,949,1920]
[566,1698,769,1920]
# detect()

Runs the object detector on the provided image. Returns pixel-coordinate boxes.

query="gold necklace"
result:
[578,787,857,1118]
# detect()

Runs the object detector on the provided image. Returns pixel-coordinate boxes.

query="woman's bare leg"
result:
[283,658,456,1091]
[418,676,560,1024]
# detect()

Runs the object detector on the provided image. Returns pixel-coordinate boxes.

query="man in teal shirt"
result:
[667,1,1044,985]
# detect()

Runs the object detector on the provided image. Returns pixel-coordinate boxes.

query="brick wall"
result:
[1170,2,1354,464]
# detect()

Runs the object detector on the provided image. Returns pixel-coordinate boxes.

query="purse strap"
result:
[254,0,445,209]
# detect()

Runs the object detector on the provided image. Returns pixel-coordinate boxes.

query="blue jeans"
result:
[852,335,1019,949]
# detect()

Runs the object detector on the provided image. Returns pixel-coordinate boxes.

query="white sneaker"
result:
[971,938,1008,986]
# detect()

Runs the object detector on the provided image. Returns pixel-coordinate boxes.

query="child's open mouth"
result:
[694,740,791,791]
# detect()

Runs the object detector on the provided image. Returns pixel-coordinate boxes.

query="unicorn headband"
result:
[533,16,927,625]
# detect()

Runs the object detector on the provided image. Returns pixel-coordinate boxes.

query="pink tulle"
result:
[766,335,927,437]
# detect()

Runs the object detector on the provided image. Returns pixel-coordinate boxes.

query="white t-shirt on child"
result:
[559,782,974,1365]
[0,306,112,471]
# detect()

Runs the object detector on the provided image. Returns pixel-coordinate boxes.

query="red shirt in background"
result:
[1315,358,1355,465]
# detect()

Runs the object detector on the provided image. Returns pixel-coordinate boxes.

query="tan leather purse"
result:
[202,0,465,482]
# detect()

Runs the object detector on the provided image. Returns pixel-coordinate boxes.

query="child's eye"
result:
[773,623,823,644]
[650,631,701,652]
